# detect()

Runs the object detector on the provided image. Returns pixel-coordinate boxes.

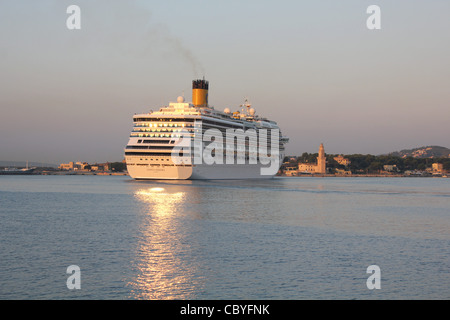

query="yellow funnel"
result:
[192,79,208,107]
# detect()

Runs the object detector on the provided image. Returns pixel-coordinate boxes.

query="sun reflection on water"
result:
[128,186,202,299]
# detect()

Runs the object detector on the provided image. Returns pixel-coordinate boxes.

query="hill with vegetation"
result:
[387,146,450,159]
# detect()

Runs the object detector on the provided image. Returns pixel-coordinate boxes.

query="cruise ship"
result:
[124,79,289,179]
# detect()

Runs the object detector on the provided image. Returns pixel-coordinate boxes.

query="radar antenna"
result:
[241,97,251,115]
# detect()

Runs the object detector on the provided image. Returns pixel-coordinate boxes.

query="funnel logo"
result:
[171,120,280,175]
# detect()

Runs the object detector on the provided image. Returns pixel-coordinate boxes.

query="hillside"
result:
[388,146,450,159]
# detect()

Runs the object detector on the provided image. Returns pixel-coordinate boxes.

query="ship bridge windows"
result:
[133,123,195,129]
[130,133,194,138]
[132,125,194,132]
[141,139,173,144]
[133,117,196,123]
[126,145,176,150]
[125,151,189,156]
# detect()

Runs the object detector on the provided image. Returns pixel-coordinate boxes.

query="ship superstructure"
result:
[124,79,288,179]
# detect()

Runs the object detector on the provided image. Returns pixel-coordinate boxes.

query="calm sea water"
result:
[0,175,449,300]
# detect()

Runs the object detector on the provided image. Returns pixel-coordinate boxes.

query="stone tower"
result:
[317,143,326,174]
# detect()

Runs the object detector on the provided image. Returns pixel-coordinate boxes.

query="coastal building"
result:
[90,162,110,171]
[59,162,75,170]
[101,162,110,171]
[283,166,298,176]
[333,155,351,166]
[59,161,90,171]
[298,143,327,174]
[59,161,111,171]
[76,162,90,170]
[383,165,398,172]
[335,168,352,175]
[432,163,444,174]
[89,163,110,171]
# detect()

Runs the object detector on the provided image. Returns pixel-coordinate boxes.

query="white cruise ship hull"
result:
[126,161,279,180]
[126,161,193,180]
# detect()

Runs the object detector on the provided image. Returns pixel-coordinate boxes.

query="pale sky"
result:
[0,0,449,164]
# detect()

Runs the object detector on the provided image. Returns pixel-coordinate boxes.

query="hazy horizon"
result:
[1,0,449,164]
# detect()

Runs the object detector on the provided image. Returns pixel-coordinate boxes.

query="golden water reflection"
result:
[128,186,202,299]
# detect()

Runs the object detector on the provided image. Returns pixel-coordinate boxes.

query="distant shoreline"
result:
[1,171,447,178]
[37,171,128,176]
[277,174,448,178]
